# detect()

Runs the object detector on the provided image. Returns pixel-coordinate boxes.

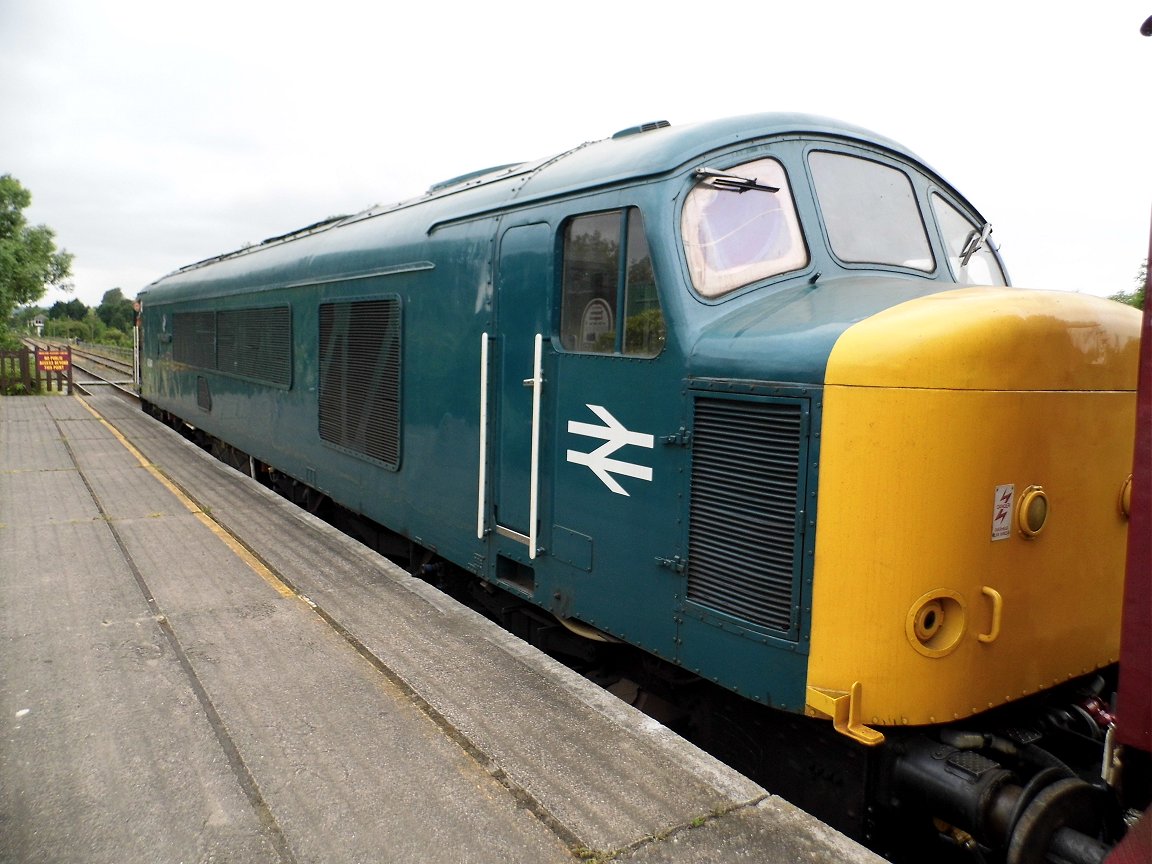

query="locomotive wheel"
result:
[1005,777,1106,864]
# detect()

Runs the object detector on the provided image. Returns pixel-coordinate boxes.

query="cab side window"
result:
[561,208,665,357]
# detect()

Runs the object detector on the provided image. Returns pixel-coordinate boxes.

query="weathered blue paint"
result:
[139,113,1002,710]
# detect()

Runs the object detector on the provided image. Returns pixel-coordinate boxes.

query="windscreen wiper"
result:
[695,167,779,194]
[959,222,993,266]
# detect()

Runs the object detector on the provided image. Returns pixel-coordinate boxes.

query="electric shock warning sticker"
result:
[992,484,1014,541]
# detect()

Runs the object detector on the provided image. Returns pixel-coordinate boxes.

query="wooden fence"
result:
[0,347,73,395]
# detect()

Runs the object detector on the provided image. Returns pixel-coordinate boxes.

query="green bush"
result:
[1,380,42,397]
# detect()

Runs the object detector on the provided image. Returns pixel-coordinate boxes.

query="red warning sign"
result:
[36,350,70,373]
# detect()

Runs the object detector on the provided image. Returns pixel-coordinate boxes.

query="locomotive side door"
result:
[487,221,554,572]
[543,206,682,648]
[483,209,681,658]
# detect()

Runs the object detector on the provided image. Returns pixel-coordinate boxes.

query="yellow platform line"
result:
[74,395,296,599]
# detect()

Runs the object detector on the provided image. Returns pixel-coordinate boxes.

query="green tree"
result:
[44,316,93,342]
[5,304,44,331]
[1109,260,1147,309]
[96,287,134,331]
[48,298,88,320]
[0,175,73,324]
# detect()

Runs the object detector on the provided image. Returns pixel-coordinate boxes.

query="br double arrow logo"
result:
[566,404,654,496]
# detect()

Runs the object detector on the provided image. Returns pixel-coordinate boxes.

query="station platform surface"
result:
[1,394,884,864]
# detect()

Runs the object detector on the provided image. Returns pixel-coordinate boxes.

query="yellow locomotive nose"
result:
[805,287,1140,734]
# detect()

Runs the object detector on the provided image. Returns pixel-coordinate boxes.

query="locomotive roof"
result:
[143,112,938,293]
[505,111,926,196]
[365,111,931,220]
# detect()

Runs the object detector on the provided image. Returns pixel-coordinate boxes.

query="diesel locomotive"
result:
[136,113,1147,863]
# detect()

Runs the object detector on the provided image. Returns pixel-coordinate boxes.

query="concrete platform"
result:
[0,394,884,864]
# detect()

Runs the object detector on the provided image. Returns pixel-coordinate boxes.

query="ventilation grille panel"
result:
[687,397,806,634]
[318,298,401,468]
[217,306,291,386]
[196,376,212,412]
[173,311,216,369]
[172,307,291,388]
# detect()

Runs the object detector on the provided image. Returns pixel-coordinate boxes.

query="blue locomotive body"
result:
[139,113,1144,862]
[142,114,992,707]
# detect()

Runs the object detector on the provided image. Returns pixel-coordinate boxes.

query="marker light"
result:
[1017,486,1048,537]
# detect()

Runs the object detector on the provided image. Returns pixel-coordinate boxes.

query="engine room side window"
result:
[681,157,808,298]
[560,208,665,357]
[931,193,1008,286]
[809,151,935,272]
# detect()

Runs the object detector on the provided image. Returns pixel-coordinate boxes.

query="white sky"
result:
[2,1,1150,309]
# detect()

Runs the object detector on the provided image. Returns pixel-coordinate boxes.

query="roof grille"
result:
[611,120,671,139]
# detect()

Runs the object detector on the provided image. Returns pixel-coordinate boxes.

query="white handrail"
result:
[476,333,489,539]
[528,333,543,559]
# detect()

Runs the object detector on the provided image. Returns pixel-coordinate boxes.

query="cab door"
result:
[487,221,553,580]
[545,207,682,650]
[482,207,682,657]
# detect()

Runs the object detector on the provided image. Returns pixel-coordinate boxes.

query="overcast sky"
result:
[2,1,1150,310]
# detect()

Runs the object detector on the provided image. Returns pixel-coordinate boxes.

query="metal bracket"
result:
[662,427,693,447]
[805,682,886,747]
[655,555,687,574]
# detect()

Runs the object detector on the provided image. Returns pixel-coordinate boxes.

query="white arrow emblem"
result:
[566,404,654,496]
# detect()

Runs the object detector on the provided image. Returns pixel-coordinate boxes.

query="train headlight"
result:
[1017,486,1048,538]
[1120,474,1133,519]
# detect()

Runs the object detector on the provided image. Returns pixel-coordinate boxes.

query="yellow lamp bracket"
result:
[806,682,886,746]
